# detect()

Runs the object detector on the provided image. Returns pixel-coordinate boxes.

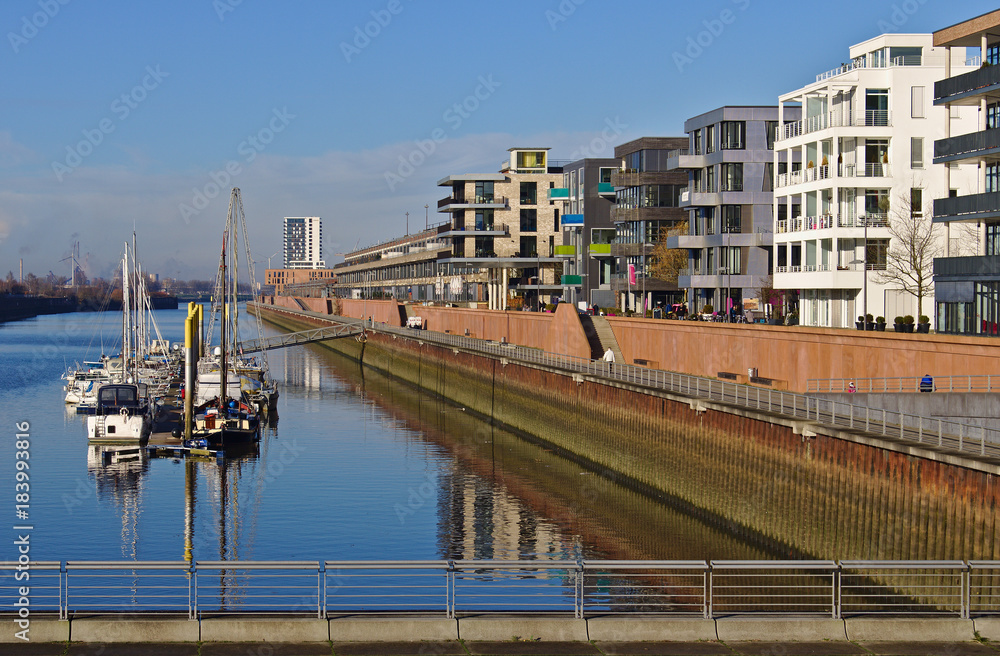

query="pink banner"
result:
[627,263,636,286]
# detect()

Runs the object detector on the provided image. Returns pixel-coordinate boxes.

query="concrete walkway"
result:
[6,638,999,655]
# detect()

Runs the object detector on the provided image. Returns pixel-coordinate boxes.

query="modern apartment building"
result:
[611,137,688,312]
[264,267,338,295]
[773,34,978,328]
[283,216,325,269]
[550,157,618,308]
[668,106,798,316]
[332,148,565,308]
[931,10,1000,336]
[436,147,564,309]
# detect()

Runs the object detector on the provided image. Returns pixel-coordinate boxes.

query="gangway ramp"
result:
[237,321,363,354]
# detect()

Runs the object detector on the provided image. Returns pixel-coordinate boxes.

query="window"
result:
[474,236,494,258]
[520,182,537,205]
[693,129,702,156]
[642,184,682,207]
[911,86,925,118]
[519,209,537,232]
[763,162,774,192]
[591,228,615,244]
[475,209,494,230]
[720,121,745,150]
[721,205,742,233]
[516,151,545,170]
[987,222,1000,256]
[866,239,889,270]
[988,102,1000,130]
[987,163,1000,193]
[474,180,494,203]
[910,188,923,219]
[911,137,923,169]
[865,89,889,126]
[720,163,743,192]
[599,168,614,184]
[988,43,1000,66]
[519,236,538,257]
[766,121,778,151]
[705,125,715,153]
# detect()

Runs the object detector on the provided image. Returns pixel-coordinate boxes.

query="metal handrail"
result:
[6,559,998,619]
[807,375,999,394]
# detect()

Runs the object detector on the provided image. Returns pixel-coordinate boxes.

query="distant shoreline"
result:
[0,293,178,323]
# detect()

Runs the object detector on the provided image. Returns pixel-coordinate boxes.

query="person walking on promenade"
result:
[603,347,615,373]
[848,381,856,393]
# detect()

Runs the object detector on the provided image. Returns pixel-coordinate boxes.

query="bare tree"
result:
[648,221,689,285]
[875,189,939,319]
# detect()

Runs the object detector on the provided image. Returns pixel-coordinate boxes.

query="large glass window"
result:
[519,236,538,257]
[987,221,1000,256]
[987,163,1000,193]
[866,239,889,270]
[720,163,743,191]
[865,89,889,126]
[721,205,742,233]
[475,209,494,230]
[705,125,715,154]
[988,102,1000,130]
[865,139,889,176]
[474,181,494,203]
[693,130,702,156]
[516,151,545,169]
[720,121,745,150]
[599,168,614,183]
[988,43,1000,66]
[520,181,537,205]
[474,236,494,258]
[763,162,774,192]
[766,121,778,151]
[519,209,537,232]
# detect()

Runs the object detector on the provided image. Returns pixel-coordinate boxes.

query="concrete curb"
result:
[586,617,717,641]
[844,617,975,642]
[199,618,329,642]
[973,617,1000,641]
[71,618,199,643]
[457,617,589,641]
[330,617,459,642]
[715,617,847,642]
[0,618,69,643]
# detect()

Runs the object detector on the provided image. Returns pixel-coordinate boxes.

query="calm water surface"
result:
[0,308,768,564]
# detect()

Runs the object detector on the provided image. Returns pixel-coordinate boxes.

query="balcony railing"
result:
[815,54,923,83]
[778,110,890,141]
[933,192,1000,223]
[934,254,1000,277]
[776,214,888,234]
[934,129,1000,163]
[935,63,1000,103]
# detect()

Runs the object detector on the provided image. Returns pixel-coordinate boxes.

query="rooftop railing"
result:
[7,559,999,619]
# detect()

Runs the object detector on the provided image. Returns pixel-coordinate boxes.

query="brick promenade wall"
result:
[259,296,1000,392]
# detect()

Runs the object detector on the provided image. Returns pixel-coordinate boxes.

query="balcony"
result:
[598,182,615,197]
[589,243,612,257]
[437,195,508,212]
[934,255,1000,278]
[776,214,888,234]
[933,192,1000,224]
[554,245,576,257]
[934,129,1000,164]
[778,110,890,142]
[776,163,887,188]
[561,274,583,286]
[550,188,570,201]
[561,214,584,227]
[935,64,1000,105]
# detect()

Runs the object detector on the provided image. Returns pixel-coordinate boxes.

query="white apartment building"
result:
[774,34,978,328]
[283,216,325,269]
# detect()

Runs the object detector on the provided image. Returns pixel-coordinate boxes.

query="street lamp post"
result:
[425,204,429,230]
[405,211,409,236]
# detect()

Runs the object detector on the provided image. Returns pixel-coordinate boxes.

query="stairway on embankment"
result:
[582,315,623,362]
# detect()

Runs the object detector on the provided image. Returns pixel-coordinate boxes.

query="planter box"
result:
[904,324,914,333]
[893,324,905,332]
[876,323,886,331]
[917,323,930,333]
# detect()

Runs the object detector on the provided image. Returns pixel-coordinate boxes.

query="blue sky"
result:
[1,0,996,281]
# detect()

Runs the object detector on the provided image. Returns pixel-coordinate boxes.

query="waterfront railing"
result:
[4,560,999,619]
[250,305,1000,460]
[807,375,1000,394]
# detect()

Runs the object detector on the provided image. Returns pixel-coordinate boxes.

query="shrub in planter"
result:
[856,315,865,330]
[917,314,931,333]
[903,315,915,333]
[865,313,875,331]
[701,304,714,315]
[785,311,799,326]
[875,316,886,331]
[893,316,904,332]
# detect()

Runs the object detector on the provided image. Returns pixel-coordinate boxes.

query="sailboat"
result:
[86,242,153,442]
[191,188,264,448]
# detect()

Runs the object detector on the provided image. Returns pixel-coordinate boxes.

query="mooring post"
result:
[184,310,196,441]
